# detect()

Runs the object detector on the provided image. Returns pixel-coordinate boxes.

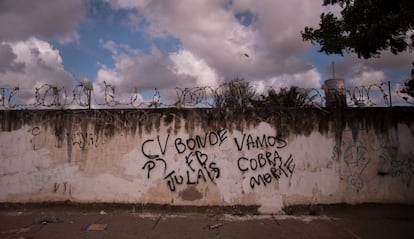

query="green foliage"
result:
[212,80,321,109]
[252,86,316,108]
[401,79,414,98]
[401,65,414,98]
[212,78,257,108]
[302,0,414,58]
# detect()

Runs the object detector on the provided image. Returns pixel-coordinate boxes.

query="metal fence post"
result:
[388,81,392,107]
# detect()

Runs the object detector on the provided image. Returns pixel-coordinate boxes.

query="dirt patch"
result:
[178,187,203,201]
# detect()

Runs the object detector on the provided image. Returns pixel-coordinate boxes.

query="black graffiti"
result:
[163,171,184,192]
[234,133,287,151]
[53,182,71,195]
[142,158,167,179]
[344,142,370,192]
[141,134,170,159]
[174,129,228,154]
[141,130,227,158]
[387,158,414,179]
[141,133,221,192]
[385,158,414,187]
[31,127,106,150]
[31,126,42,136]
[188,151,220,180]
[71,132,105,148]
[378,136,413,187]
[163,164,220,192]
[269,155,295,180]
[237,150,281,172]
[163,151,220,191]
[246,154,295,189]
[185,152,196,172]
[140,129,292,192]
[141,134,170,180]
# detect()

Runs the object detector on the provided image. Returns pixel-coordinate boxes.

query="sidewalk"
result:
[1,204,413,239]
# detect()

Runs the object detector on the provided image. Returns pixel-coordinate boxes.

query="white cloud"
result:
[0,43,25,73]
[0,0,84,42]
[102,0,411,97]
[2,38,72,87]
[0,1,84,107]
[99,40,119,56]
[0,38,73,105]
[253,68,322,93]
[95,44,179,100]
[348,68,387,87]
[96,43,215,88]
[170,49,220,87]
[99,39,141,57]
[106,0,149,9]
[95,40,229,104]
[356,51,412,74]
[104,0,322,87]
[56,32,80,45]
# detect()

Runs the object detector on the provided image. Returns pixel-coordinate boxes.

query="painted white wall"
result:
[0,111,413,213]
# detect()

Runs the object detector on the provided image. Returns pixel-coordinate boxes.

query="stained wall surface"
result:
[0,108,413,213]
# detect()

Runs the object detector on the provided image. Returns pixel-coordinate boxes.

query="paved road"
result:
[1,204,413,239]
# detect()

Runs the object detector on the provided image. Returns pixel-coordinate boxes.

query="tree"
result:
[401,79,414,98]
[401,64,414,97]
[212,78,257,108]
[301,0,414,59]
[252,86,318,108]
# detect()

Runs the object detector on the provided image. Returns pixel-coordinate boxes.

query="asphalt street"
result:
[1,204,413,239]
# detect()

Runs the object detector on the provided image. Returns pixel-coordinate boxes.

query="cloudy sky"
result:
[0,0,413,106]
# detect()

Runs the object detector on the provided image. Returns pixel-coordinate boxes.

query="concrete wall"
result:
[1,108,413,213]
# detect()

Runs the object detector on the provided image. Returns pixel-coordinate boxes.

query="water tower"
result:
[323,78,346,108]
[322,63,347,108]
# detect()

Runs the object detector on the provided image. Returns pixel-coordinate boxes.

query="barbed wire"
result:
[0,87,20,108]
[1,81,413,110]
[173,87,212,107]
[344,82,414,107]
[345,82,391,107]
